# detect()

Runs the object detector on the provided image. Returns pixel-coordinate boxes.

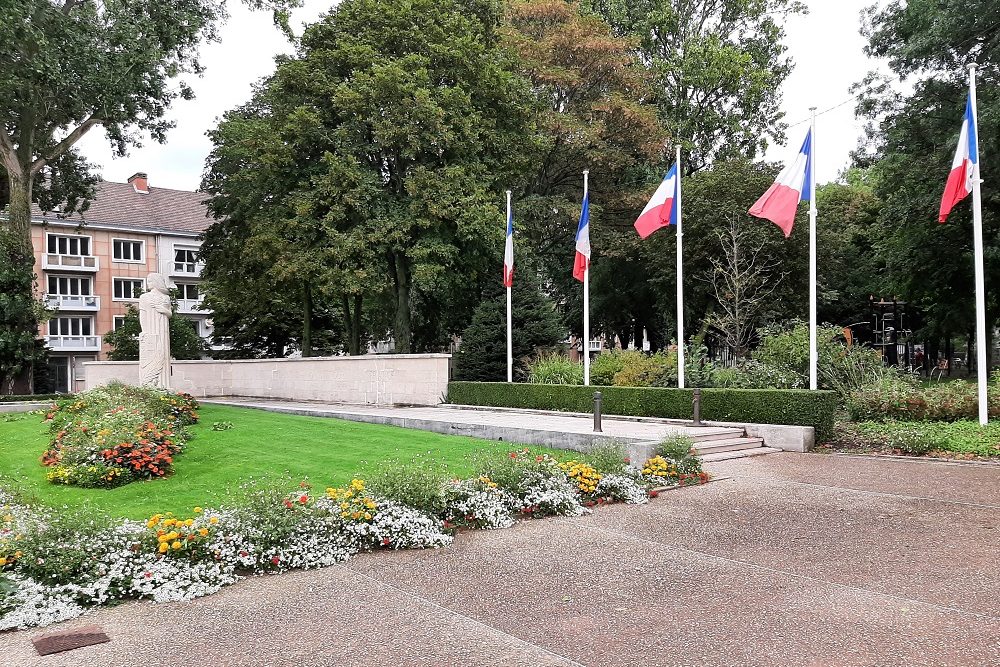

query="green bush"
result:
[590,349,677,387]
[447,382,838,440]
[837,420,1000,457]
[527,353,583,385]
[656,435,695,460]
[362,461,451,515]
[0,394,69,403]
[847,376,1000,422]
[582,443,631,474]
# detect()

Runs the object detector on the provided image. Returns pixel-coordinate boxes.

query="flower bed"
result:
[39,384,199,488]
[0,442,708,631]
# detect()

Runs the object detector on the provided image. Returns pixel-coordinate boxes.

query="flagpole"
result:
[808,107,818,391]
[583,170,591,386]
[506,190,513,384]
[675,145,685,389]
[969,65,988,425]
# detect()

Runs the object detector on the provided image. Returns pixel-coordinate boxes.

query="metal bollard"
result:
[593,391,603,432]
[692,388,702,426]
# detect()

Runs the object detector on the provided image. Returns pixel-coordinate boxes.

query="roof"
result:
[31,180,214,236]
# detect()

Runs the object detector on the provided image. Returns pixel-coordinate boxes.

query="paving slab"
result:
[1,453,997,666]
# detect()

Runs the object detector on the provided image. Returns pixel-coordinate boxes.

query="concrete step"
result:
[685,428,746,443]
[700,446,783,462]
[693,437,765,455]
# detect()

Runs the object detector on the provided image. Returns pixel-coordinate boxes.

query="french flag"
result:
[573,191,590,282]
[634,164,678,239]
[940,94,978,223]
[748,129,812,237]
[503,204,514,287]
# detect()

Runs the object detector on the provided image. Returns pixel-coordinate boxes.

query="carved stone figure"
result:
[138,273,172,388]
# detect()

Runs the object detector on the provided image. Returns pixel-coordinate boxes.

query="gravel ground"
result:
[1,453,997,667]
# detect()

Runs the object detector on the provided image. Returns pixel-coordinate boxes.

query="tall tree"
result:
[204,0,536,354]
[584,0,805,173]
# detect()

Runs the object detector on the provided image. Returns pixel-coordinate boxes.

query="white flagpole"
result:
[506,190,513,384]
[583,170,591,386]
[675,145,685,389]
[969,65,988,425]
[808,107,818,391]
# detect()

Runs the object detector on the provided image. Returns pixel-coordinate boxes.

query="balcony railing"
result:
[45,294,100,312]
[176,297,206,314]
[43,253,99,272]
[45,335,100,351]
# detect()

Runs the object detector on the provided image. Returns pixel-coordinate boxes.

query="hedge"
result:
[446,382,837,441]
[0,394,68,403]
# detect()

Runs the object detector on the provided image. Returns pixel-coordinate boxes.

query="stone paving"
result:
[2,453,998,666]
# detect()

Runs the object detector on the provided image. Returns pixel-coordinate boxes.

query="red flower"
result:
[271,556,280,565]
[283,499,293,509]
[509,452,518,459]
[298,495,308,504]
[381,538,391,546]
[648,490,659,498]
[535,456,544,462]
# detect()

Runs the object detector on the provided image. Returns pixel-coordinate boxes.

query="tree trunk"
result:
[342,293,364,356]
[391,251,412,353]
[302,281,313,357]
[4,168,34,252]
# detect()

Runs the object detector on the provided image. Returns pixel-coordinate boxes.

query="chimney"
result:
[128,172,149,194]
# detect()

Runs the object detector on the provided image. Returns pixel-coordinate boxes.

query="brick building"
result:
[29,172,213,392]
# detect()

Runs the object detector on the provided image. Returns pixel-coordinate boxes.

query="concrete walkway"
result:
[3,453,998,666]
[205,398,776,460]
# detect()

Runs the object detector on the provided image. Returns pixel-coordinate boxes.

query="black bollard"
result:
[692,387,702,426]
[593,391,603,432]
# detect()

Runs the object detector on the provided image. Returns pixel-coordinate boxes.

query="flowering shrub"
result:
[558,460,602,495]
[441,477,517,530]
[594,473,649,505]
[39,384,198,488]
[641,455,678,487]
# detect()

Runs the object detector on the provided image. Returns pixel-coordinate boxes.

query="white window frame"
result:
[47,315,95,337]
[46,275,93,297]
[172,244,200,274]
[175,282,199,300]
[113,316,128,331]
[112,238,145,264]
[45,232,93,257]
[112,277,146,301]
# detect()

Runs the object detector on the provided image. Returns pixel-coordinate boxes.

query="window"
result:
[47,276,92,296]
[113,239,144,263]
[113,316,127,330]
[46,234,90,256]
[182,318,201,336]
[174,247,199,273]
[175,283,199,300]
[113,278,144,300]
[48,316,93,337]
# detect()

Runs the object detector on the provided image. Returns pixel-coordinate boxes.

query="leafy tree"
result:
[103,304,207,362]
[453,270,565,381]
[857,0,1000,360]
[203,0,535,354]
[0,231,46,393]
[584,0,805,172]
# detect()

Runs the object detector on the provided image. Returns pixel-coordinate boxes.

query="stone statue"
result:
[138,273,172,388]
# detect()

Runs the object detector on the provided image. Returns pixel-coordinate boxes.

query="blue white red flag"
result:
[940,94,979,223]
[573,192,590,282]
[748,129,812,237]
[503,204,514,287]
[634,164,678,239]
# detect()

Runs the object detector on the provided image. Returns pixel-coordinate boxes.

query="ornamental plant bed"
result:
[820,420,1000,460]
[39,384,199,488]
[0,441,708,631]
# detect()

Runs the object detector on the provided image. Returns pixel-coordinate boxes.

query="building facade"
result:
[30,173,213,393]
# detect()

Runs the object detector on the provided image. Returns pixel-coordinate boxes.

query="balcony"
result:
[176,297,207,314]
[43,253,99,272]
[588,338,603,352]
[45,294,101,312]
[45,335,101,352]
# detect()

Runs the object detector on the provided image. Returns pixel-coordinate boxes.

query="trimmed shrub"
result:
[447,382,838,440]
[590,349,677,387]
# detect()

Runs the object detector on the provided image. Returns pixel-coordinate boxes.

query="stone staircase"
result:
[687,427,782,461]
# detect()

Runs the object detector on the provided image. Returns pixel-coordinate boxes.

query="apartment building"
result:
[30,172,213,392]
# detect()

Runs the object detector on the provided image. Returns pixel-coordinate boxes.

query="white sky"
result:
[76,0,879,191]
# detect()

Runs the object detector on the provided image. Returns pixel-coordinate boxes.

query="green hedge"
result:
[0,393,68,403]
[446,382,837,441]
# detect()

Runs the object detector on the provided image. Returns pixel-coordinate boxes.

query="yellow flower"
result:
[184,519,194,527]
[198,528,209,537]
[171,541,182,550]
[209,517,219,525]
[0,558,7,566]
[13,550,21,559]
[193,507,203,513]
[363,513,372,521]
[158,542,169,553]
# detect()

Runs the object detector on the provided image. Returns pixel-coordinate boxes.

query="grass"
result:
[0,404,561,520]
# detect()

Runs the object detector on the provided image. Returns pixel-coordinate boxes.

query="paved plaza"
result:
[2,453,997,666]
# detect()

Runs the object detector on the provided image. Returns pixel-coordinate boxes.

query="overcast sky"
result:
[76,0,879,191]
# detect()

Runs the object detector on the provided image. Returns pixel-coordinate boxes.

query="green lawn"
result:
[0,404,542,520]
